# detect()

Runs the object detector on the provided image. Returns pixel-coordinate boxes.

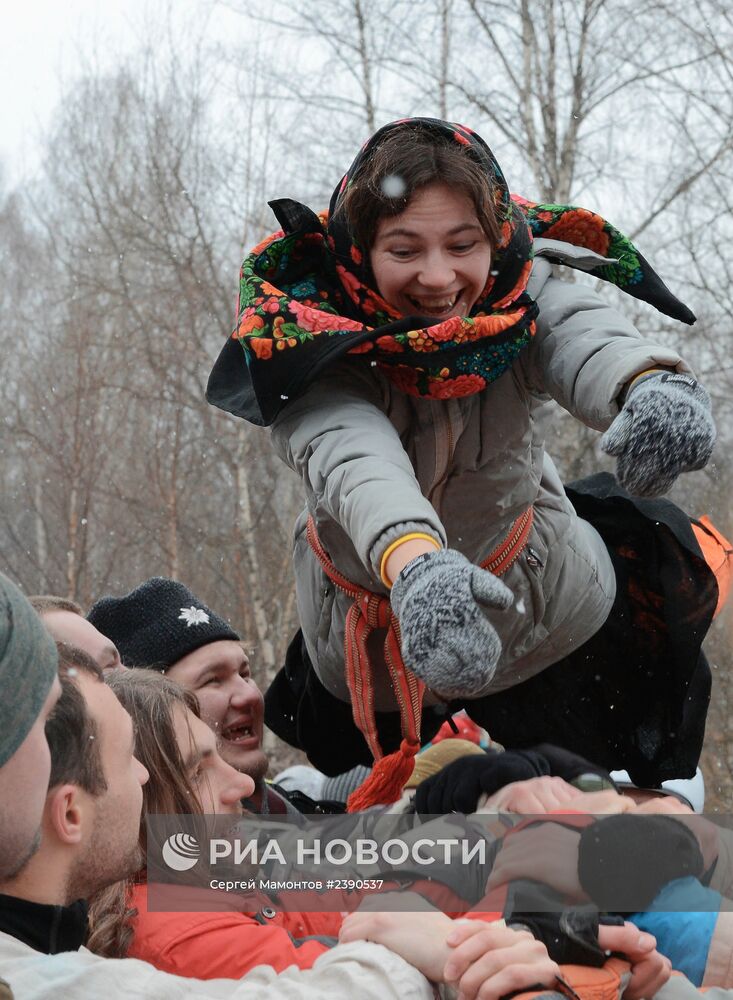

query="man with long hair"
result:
[0,644,445,998]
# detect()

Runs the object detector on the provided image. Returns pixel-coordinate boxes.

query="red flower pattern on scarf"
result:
[543,209,611,256]
[427,373,486,398]
[218,118,694,425]
[288,300,363,334]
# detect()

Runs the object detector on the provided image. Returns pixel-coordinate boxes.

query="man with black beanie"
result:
[87,578,292,814]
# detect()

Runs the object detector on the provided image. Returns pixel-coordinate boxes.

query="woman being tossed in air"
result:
[208,118,720,807]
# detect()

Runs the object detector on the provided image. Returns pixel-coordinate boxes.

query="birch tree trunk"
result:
[235,429,276,675]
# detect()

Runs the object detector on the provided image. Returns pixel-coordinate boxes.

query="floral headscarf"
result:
[207,118,695,427]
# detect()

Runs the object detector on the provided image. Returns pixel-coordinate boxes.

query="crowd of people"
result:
[1,568,732,1000]
[2,115,733,998]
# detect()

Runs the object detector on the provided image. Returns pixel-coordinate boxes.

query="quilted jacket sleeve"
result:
[271,360,446,578]
[0,932,435,999]
[523,248,690,431]
[131,909,333,979]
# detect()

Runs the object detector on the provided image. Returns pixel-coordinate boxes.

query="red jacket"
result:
[127,878,501,981]
[127,883,342,978]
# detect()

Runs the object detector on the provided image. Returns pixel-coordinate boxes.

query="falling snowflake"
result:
[179,606,210,627]
[381,174,406,198]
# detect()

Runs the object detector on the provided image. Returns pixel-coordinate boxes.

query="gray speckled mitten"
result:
[600,371,716,497]
[390,548,513,698]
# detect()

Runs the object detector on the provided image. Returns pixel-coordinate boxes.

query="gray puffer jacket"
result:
[272,239,690,710]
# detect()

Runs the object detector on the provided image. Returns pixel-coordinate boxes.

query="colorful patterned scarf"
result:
[207,118,694,427]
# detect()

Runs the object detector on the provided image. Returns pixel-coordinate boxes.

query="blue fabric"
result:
[630,877,721,986]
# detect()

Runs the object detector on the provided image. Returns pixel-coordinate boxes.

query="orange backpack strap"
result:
[691,516,733,618]
[305,510,534,809]
[306,516,424,809]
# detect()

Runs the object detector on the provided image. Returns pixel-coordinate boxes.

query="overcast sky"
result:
[0,0,224,184]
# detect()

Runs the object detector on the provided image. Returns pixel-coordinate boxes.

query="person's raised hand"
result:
[390,549,513,698]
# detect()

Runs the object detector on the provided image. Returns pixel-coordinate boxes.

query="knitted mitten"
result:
[414,744,614,814]
[600,371,715,497]
[390,548,513,698]
[415,749,540,814]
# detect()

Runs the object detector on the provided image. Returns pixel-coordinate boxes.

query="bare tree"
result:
[2,46,304,680]
[3,0,733,787]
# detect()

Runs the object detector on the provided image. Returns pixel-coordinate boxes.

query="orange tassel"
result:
[347,739,419,812]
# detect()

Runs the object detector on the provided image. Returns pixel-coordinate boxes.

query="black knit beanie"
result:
[87,577,240,669]
[577,814,705,912]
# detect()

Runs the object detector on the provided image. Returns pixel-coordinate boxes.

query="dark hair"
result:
[29,594,85,616]
[46,650,107,795]
[335,125,502,253]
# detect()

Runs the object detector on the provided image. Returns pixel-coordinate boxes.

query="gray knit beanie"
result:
[322,766,371,804]
[0,572,58,766]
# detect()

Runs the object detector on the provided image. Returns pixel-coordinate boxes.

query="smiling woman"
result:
[369,185,492,321]
[208,117,719,809]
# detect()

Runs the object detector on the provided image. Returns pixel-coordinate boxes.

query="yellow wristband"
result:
[380,533,442,588]
[630,367,664,386]
[626,366,677,393]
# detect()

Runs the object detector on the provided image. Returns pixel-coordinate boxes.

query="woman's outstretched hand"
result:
[390,548,513,698]
[601,371,715,496]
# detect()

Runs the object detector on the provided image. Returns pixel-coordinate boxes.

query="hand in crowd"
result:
[597,923,671,1000]
[483,786,710,901]
[630,795,719,872]
[485,789,635,898]
[443,920,560,1000]
[565,788,637,814]
[339,904,455,983]
[567,790,719,877]
[479,775,582,813]
[339,899,559,997]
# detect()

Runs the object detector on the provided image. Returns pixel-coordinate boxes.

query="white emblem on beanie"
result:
[178,606,210,627]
